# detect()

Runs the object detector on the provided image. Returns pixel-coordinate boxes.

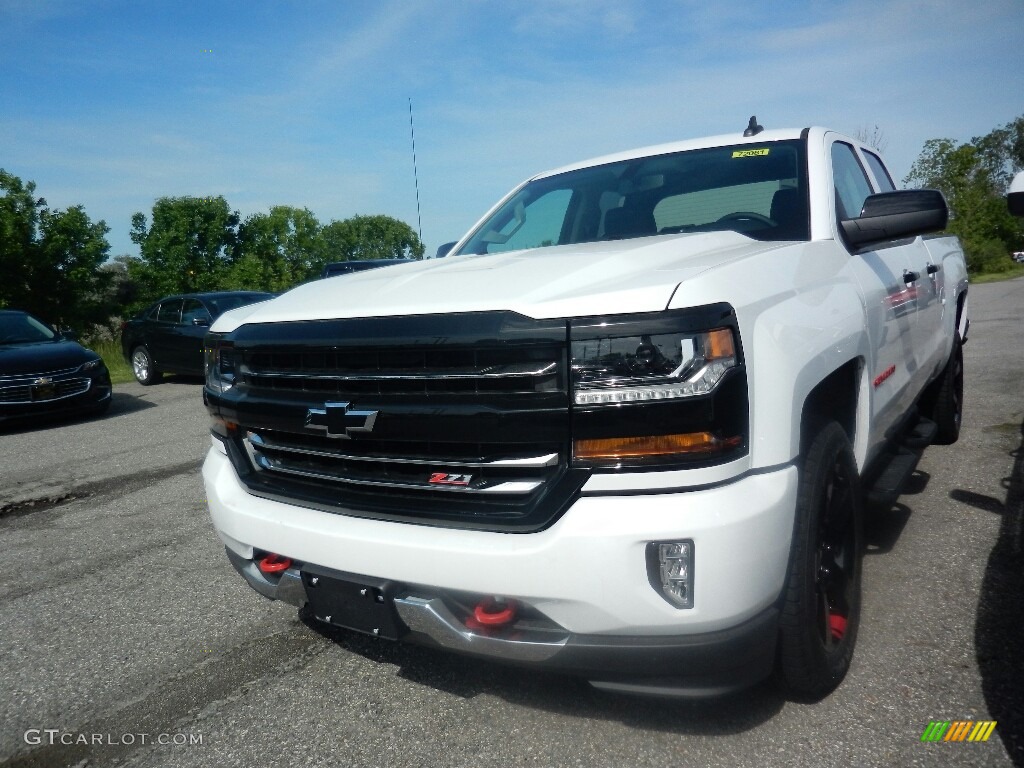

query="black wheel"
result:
[131,345,161,385]
[777,421,863,700]
[922,334,963,445]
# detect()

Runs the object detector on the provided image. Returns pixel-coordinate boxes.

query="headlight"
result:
[79,358,105,372]
[570,306,747,469]
[571,308,738,405]
[204,334,237,395]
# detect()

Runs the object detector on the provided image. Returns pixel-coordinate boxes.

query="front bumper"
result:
[205,447,798,693]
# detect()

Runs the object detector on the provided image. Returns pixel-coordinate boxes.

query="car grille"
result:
[0,372,91,404]
[217,313,587,531]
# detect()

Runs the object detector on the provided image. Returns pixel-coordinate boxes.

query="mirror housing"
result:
[435,241,457,258]
[1008,171,1024,217]
[841,189,948,249]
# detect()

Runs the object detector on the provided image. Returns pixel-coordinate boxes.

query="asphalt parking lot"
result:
[1,278,1022,768]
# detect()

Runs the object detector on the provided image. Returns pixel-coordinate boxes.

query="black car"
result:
[121,291,273,385]
[0,310,112,423]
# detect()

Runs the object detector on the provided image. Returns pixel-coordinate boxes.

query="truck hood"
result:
[212,232,792,332]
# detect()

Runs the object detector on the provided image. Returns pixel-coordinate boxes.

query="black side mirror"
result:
[59,328,78,341]
[1008,171,1024,217]
[435,241,457,258]
[841,189,948,249]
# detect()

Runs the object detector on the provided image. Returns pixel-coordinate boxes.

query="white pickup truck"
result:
[202,121,968,698]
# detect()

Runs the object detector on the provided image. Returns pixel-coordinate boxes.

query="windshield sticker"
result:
[732,148,770,158]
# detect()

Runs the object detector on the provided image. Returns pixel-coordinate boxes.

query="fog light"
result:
[647,540,694,608]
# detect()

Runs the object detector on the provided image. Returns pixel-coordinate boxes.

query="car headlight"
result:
[572,328,736,404]
[79,358,105,372]
[570,305,747,468]
[204,334,237,395]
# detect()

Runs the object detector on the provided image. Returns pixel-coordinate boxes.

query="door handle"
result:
[903,269,920,283]
[926,263,940,275]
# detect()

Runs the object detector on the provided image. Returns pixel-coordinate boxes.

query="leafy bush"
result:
[966,238,1016,274]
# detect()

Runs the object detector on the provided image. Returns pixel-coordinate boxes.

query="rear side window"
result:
[181,299,212,325]
[831,142,874,219]
[862,151,896,192]
[157,299,183,324]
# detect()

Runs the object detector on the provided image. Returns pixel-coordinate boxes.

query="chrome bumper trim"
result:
[394,595,569,662]
[227,551,307,608]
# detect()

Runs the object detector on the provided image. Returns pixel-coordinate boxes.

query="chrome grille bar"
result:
[0,366,82,384]
[247,431,558,468]
[244,438,543,495]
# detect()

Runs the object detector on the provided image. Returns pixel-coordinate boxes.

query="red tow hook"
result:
[471,597,517,627]
[258,553,292,574]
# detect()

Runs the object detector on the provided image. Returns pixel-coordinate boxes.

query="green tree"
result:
[228,206,323,290]
[904,116,1024,274]
[0,169,112,328]
[319,215,424,264]
[130,196,238,298]
[0,170,42,310]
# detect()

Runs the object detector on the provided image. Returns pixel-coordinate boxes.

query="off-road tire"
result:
[922,334,963,445]
[777,421,864,700]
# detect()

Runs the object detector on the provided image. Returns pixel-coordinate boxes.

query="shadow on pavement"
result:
[0,390,156,435]
[864,501,913,556]
[961,419,1024,765]
[300,609,785,735]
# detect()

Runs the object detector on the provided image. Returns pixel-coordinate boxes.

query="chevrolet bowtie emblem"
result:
[305,402,379,439]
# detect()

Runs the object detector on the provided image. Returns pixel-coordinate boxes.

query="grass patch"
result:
[87,337,134,384]
[971,264,1024,284]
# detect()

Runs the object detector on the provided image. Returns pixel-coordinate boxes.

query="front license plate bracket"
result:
[301,569,405,640]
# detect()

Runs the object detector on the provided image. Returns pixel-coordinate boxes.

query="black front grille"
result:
[214,312,588,531]
[242,347,561,396]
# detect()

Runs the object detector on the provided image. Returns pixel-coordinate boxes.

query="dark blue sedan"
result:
[0,310,112,423]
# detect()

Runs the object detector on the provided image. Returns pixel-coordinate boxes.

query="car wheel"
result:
[776,421,863,700]
[131,345,161,385]
[922,334,963,445]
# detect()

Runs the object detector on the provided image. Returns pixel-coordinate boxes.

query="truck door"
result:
[860,148,948,383]
[830,140,916,449]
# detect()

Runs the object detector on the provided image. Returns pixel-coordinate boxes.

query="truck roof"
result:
[534,127,824,181]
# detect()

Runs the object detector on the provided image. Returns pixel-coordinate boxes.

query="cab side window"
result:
[863,151,896,192]
[831,142,874,220]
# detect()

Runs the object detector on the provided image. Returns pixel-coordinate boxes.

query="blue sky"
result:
[1,0,1022,258]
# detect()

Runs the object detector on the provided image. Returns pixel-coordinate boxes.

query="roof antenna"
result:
[743,115,763,137]
[408,98,424,250]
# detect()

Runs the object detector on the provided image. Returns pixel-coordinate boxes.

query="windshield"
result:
[0,313,58,345]
[458,140,808,255]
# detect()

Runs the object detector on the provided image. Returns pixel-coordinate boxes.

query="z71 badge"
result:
[428,472,473,486]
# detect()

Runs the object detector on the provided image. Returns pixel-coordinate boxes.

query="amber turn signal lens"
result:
[574,432,741,460]
[704,328,735,360]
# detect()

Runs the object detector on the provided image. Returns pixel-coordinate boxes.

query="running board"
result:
[864,417,937,508]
